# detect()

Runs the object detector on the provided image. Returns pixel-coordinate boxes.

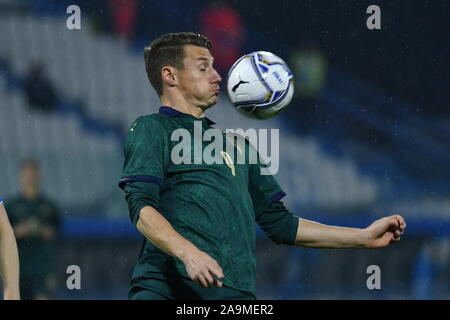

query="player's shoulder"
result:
[128,113,169,133]
[132,113,166,126]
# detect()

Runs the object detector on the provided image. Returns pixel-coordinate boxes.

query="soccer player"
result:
[119,32,407,300]
[0,198,20,300]
[6,160,61,300]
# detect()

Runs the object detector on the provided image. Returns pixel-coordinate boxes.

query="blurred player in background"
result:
[6,160,61,300]
[119,32,407,300]
[0,198,20,300]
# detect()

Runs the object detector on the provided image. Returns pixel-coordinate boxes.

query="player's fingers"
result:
[192,273,207,287]
[208,257,222,271]
[195,275,209,288]
[398,222,406,233]
[217,263,224,277]
[213,277,223,288]
[387,217,400,228]
[210,264,224,280]
[202,270,215,287]
[393,229,401,238]
[396,216,407,230]
[209,270,223,287]
[204,257,223,278]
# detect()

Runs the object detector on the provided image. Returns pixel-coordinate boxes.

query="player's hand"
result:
[14,219,37,239]
[180,248,224,288]
[362,215,406,248]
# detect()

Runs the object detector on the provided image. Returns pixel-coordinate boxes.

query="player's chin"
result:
[211,93,219,101]
[203,95,218,108]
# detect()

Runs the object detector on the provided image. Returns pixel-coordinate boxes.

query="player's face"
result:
[177,45,222,109]
[20,164,40,189]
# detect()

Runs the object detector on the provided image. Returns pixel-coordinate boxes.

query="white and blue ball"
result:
[227,51,294,119]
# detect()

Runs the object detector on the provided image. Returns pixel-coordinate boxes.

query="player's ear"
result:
[161,66,177,87]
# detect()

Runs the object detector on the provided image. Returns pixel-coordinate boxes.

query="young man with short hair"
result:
[119,32,406,300]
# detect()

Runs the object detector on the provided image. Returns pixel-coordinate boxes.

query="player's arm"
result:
[294,215,406,249]
[255,199,406,249]
[137,206,224,288]
[125,182,224,288]
[0,201,20,300]
[248,146,406,249]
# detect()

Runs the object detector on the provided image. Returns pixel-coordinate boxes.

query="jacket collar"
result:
[159,106,216,125]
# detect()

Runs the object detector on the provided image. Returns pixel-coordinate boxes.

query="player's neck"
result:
[160,94,205,119]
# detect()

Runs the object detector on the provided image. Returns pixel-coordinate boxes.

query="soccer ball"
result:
[227,51,294,119]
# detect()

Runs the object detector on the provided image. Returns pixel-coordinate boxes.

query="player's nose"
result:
[212,68,222,83]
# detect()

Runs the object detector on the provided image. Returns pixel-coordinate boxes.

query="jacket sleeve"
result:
[256,200,299,245]
[123,181,161,226]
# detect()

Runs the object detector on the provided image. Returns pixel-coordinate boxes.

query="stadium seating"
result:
[0,13,380,215]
